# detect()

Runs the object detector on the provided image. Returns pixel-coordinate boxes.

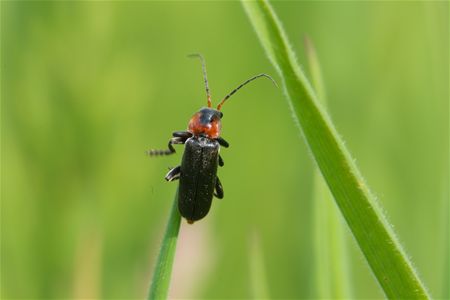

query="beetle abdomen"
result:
[179,137,219,222]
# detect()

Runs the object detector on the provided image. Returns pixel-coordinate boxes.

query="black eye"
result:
[219,112,223,118]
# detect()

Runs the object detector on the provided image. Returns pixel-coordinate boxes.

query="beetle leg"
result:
[147,136,186,156]
[214,176,224,199]
[219,155,224,167]
[173,131,193,139]
[165,166,181,181]
[216,137,229,148]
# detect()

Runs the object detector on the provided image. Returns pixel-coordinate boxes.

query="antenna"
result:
[217,74,277,111]
[188,53,212,108]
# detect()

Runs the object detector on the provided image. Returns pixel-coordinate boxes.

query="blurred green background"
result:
[1,1,448,299]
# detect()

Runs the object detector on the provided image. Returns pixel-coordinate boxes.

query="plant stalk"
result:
[148,190,181,300]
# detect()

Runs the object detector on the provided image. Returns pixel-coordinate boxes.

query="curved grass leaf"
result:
[241,0,430,298]
[148,190,181,300]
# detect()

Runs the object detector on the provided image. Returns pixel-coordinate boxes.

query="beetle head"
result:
[188,107,223,139]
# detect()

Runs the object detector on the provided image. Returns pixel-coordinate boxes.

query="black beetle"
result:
[148,54,275,224]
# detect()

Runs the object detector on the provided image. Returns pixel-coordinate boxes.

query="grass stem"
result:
[241,1,431,297]
[148,190,181,300]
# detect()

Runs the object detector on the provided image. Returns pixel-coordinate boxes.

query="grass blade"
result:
[305,37,352,299]
[148,190,181,300]
[241,0,430,298]
[249,233,270,299]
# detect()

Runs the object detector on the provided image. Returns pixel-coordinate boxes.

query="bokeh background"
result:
[2,1,448,299]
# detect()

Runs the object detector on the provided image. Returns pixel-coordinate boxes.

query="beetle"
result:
[148,54,276,224]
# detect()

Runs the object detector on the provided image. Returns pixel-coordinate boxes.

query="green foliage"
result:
[241,0,431,297]
[2,1,447,299]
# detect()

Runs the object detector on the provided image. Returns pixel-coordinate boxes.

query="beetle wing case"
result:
[179,137,219,222]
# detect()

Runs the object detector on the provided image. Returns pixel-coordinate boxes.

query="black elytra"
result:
[148,54,276,224]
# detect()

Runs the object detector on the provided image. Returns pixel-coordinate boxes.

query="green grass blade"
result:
[249,233,270,299]
[148,190,181,300]
[304,37,327,104]
[312,173,352,298]
[305,37,352,299]
[241,0,430,298]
